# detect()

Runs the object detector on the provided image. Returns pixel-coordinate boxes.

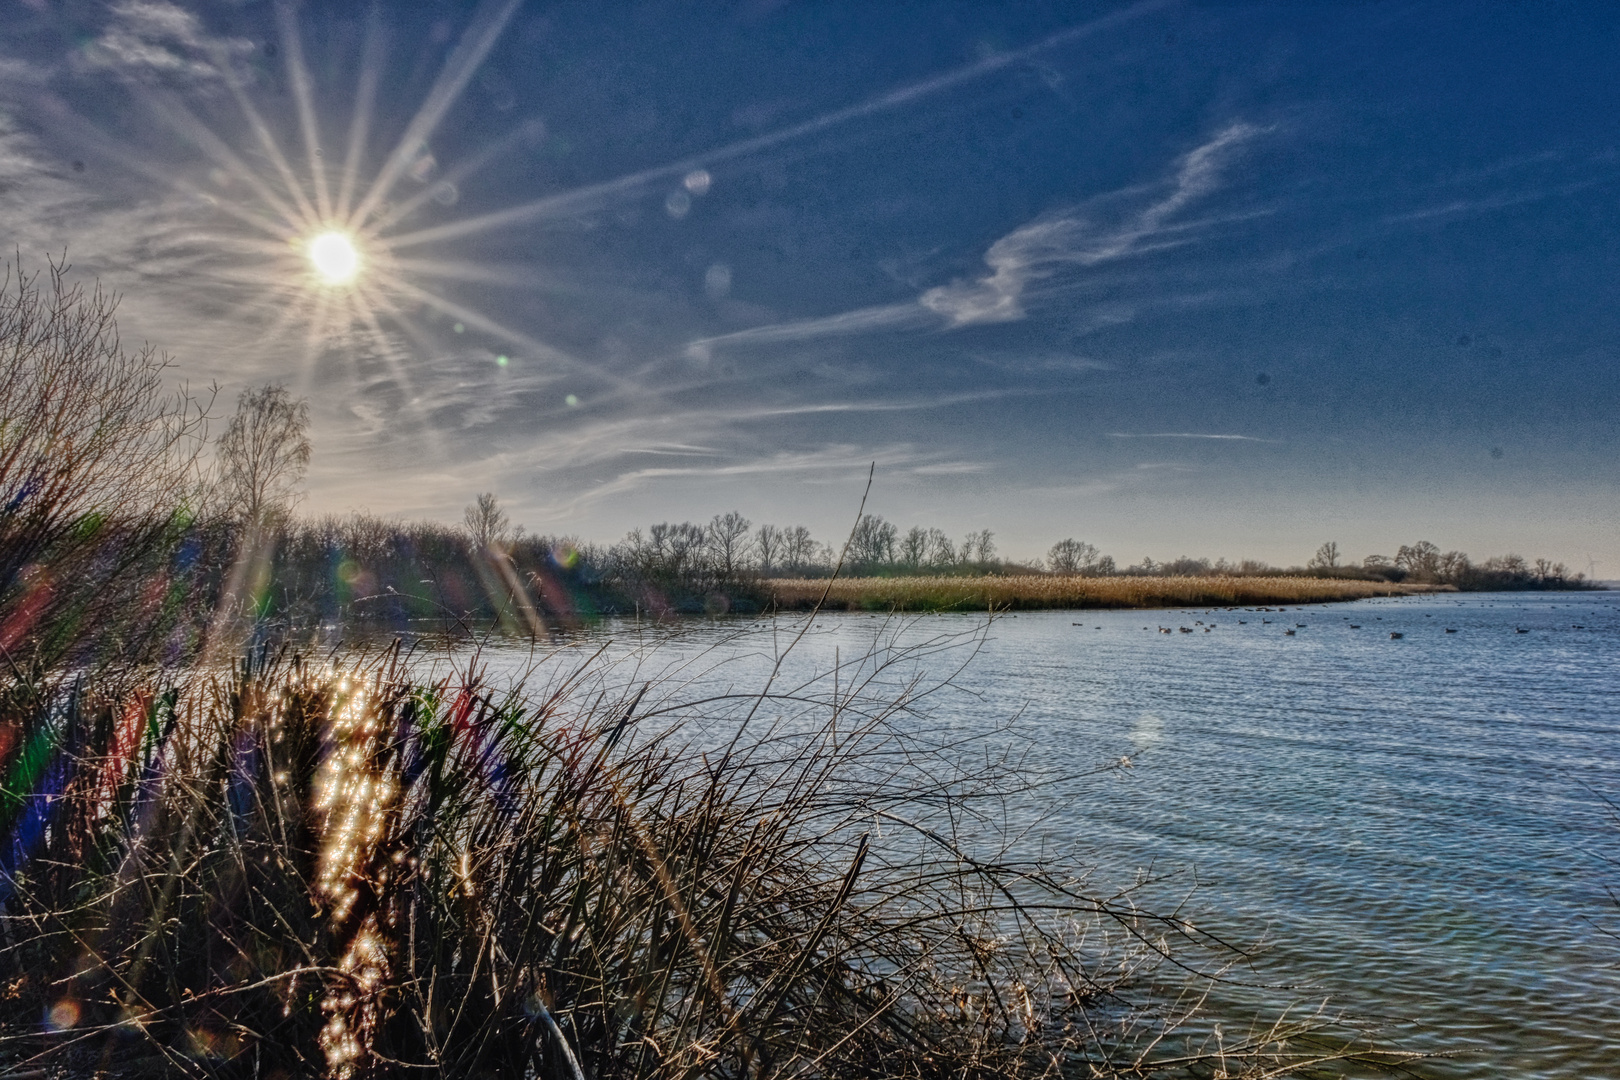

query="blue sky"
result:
[1,1,1616,571]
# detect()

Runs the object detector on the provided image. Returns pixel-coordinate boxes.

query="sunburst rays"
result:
[54,0,590,413]
[40,0,1160,461]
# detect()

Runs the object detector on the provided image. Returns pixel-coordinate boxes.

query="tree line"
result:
[0,260,1594,673]
[1306,539,1586,589]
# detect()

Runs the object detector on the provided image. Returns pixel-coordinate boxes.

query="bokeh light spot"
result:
[704,263,732,298]
[47,1000,80,1031]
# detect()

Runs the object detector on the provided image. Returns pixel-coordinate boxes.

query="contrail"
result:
[384,0,1172,250]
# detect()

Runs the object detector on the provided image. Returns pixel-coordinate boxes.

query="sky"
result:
[1,0,1616,572]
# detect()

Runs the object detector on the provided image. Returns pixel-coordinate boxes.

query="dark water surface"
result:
[417,591,1619,1077]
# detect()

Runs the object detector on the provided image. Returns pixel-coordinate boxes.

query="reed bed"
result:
[0,628,1411,1078]
[768,575,1435,612]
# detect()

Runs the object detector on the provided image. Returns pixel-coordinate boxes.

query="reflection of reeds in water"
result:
[769,574,1435,612]
[0,632,1415,1078]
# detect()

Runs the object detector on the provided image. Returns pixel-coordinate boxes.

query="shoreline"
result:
[765,574,1445,612]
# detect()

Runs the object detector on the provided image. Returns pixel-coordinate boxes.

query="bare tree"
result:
[899,526,928,568]
[623,521,709,580]
[1438,550,1472,584]
[924,528,954,567]
[1395,540,1442,580]
[781,525,817,570]
[849,515,897,567]
[754,523,783,574]
[0,255,212,668]
[1308,541,1341,569]
[464,492,512,550]
[217,384,311,529]
[1048,538,1101,575]
[960,529,995,565]
[707,511,753,578]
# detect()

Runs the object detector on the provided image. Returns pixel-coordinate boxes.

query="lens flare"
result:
[308,231,362,284]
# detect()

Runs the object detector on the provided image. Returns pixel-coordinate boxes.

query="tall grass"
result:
[767,574,1436,612]
[0,630,1409,1078]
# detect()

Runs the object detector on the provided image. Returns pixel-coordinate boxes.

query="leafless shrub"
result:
[0,255,212,674]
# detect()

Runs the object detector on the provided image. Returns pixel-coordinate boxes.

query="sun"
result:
[307,230,361,285]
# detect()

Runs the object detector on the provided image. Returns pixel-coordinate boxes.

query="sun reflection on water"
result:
[310,668,396,1077]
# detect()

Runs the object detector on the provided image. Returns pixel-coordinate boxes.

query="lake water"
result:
[418,590,1620,1078]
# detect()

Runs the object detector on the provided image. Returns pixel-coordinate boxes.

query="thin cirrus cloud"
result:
[538,443,938,512]
[685,122,1263,359]
[77,0,255,83]
[308,389,1007,516]
[1106,432,1277,442]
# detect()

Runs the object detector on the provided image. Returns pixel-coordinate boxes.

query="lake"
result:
[413,589,1620,1078]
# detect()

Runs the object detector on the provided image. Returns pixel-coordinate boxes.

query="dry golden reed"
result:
[767,574,1436,612]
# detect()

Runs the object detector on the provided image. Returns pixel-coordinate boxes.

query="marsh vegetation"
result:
[0,631,1428,1078]
[765,574,1432,613]
[0,258,1526,1078]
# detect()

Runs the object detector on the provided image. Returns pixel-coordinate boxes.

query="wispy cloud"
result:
[687,122,1264,356]
[1383,174,1613,224]
[79,1,254,85]
[307,385,1005,518]
[911,461,989,475]
[684,303,925,360]
[1107,432,1276,442]
[539,442,930,510]
[924,124,1260,326]
[622,444,724,457]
